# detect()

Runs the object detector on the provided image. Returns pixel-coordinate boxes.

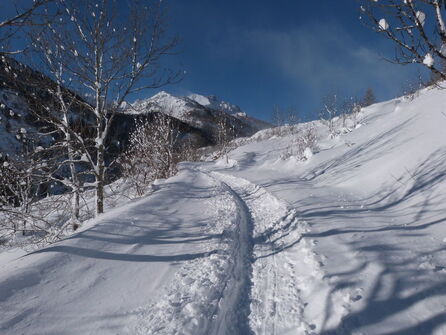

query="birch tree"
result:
[29,0,179,215]
[18,39,88,225]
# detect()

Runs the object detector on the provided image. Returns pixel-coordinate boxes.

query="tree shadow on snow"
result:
[28,180,225,264]
[300,149,446,334]
[252,146,446,334]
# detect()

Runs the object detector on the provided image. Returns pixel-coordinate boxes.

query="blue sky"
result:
[161,0,425,121]
[1,0,426,122]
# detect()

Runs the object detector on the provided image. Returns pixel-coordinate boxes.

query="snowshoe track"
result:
[209,172,322,334]
[207,178,255,335]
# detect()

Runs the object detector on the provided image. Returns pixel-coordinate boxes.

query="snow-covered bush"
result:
[282,125,319,161]
[320,94,365,136]
[0,150,72,245]
[118,114,194,197]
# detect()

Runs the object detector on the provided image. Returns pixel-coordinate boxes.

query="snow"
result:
[2,84,446,334]
[416,10,426,26]
[442,44,446,57]
[187,92,211,106]
[303,147,313,160]
[379,18,389,30]
[423,52,434,67]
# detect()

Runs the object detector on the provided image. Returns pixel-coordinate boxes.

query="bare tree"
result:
[339,96,362,130]
[400,72,426,99]
[271,106,285,127]
[119,114,180,197]
[286,107,300,125]
[360,0,446,80]
[215,113,235,162]
[27,0,179,215]
[270,106,299,136]
[320,93,339,138]
[0,53,88,228]
[351,99,362,129]
[178,136,200,163]
[0,137,51,238]
[340,98,351,129]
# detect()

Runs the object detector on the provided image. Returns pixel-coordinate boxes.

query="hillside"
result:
[0,57,266,163]
[1,85,446,334]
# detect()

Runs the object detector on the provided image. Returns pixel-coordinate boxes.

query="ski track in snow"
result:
[204,172,354,335]
[205,174,254,335]
[131,170,339,335]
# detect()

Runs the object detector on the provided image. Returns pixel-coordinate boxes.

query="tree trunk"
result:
[95,145,105,216]
[67,137,80,226]
[71,189,80,229]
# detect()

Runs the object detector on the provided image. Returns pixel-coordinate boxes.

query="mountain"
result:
[127,91,271,140]
[0,57,263,164]
[187,93,243,115]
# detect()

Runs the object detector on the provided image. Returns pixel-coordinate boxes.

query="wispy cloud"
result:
[211,21,421,102]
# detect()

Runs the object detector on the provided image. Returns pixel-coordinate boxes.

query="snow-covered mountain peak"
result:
[187,93,211,106]
[150,90,172,100]
[125,90,270,137]
[130,91,243,117]
[129,91,199,119]
[187,93,243,115]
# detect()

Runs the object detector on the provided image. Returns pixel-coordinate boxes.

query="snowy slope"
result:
[1,86,446,334]
[218,87,446,334]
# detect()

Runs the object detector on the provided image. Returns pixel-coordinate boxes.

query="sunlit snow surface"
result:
[1,85,446,334]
